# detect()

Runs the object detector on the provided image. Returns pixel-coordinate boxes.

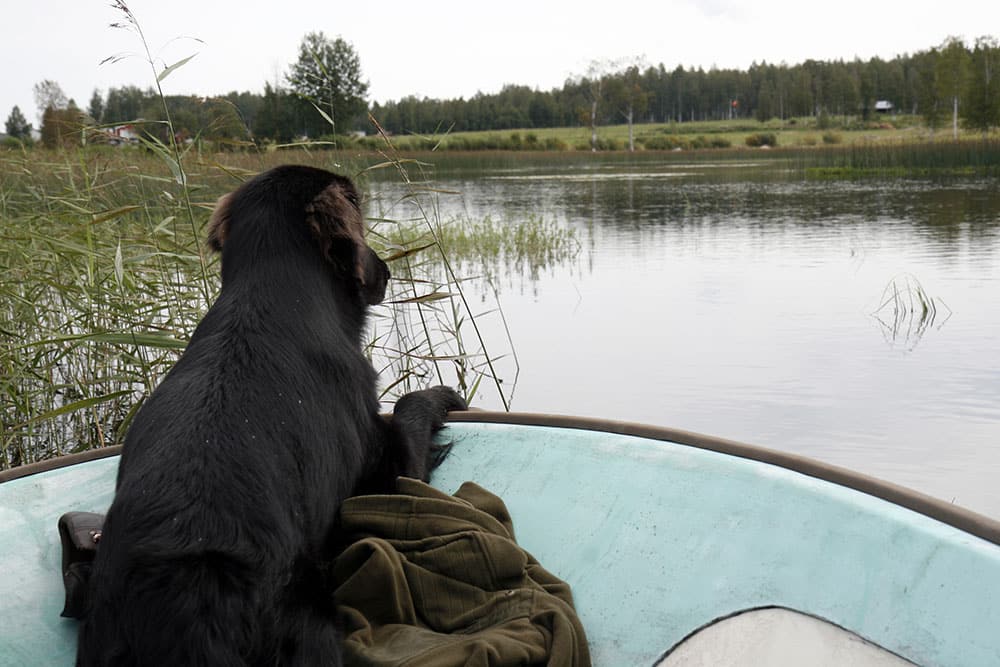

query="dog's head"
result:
[207,165,389,305]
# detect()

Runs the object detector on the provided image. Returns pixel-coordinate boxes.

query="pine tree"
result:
[88,89,105,124]
[4,105,32,139]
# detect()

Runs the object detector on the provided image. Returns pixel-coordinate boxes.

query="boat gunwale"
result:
[0,445,122,484]
[446,411,1000,548]
[3,410,998,547]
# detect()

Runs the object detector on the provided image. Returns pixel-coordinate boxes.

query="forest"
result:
[4,34,999,149]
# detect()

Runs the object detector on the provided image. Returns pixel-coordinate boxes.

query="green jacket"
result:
[333,478,591,667]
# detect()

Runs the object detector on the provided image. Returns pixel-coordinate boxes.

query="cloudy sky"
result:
[3,0,999,126]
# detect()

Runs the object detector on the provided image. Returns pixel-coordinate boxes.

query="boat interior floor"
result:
[656,607,914,666]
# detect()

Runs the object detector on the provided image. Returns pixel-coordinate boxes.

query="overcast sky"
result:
[3,0,999,126]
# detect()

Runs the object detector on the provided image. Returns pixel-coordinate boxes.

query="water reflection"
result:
[368,162,1000,518]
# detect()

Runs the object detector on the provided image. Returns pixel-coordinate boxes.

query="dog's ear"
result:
[206,193,233,252]
[305,179,374,287]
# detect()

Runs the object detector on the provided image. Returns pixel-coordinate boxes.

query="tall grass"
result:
[0,4,528,469]
[0,150,213,466]
[358,117,519,409]
[381,214,580,285]
[1,144,560,468]
[793,139,1000,177]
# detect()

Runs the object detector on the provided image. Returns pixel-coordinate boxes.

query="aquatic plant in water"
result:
[871,274,951,351]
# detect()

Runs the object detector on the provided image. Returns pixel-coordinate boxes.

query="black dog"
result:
[76,165,466,666]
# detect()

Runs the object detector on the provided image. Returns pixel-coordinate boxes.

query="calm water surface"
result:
[370,159,1000,519]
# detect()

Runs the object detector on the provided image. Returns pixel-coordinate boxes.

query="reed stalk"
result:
[0,6,537,468]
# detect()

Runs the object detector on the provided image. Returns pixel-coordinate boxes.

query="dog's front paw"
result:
[426,385,468,414]
[391,386,467,480]
[393,385,466,435]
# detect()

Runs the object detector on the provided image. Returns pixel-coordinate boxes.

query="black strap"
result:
[57,512,104,619]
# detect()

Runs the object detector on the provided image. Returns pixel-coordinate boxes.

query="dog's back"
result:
[77,166,383,666]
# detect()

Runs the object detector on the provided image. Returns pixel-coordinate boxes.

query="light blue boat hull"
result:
[2,414,999,666]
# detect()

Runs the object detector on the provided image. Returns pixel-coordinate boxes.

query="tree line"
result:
[4,32,368,148]
[5,34,999,150]
[372,36,1000,143]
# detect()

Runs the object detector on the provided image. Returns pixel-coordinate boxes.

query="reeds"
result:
[0,150,212,466]
[871,274,952,351]
[801,139,1000,177]
[0,3,526,468]
[2,141,564,467]
[380,214,579,284]
[358,117,524,411]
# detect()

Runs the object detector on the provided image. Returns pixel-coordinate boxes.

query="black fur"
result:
[76,165,466,667]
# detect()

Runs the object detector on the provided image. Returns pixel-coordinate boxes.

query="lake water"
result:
[367,157,1000,520]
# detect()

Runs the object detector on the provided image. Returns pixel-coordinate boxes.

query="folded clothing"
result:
[334,477,591,667]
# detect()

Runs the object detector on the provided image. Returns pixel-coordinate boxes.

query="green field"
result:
[359,115,998,153]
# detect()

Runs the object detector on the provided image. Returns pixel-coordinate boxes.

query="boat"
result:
[2,412,999,666]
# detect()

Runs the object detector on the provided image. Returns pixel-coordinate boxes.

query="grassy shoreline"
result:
[0,148,534,468]
[4,113,999,173]
[8,114,998,156]
[2,132,997,468]
[351,115,999,153]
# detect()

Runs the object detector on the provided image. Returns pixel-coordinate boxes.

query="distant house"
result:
[875,100,894,114]
[106,124,142,145]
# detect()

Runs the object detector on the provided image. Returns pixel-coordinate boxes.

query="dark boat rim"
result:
[0,445,123,484]
[447,411,1000,547]
[3,410,999,547]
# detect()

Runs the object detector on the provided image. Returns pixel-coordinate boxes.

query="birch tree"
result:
[605,62,649,151]
[936,37,970,139]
